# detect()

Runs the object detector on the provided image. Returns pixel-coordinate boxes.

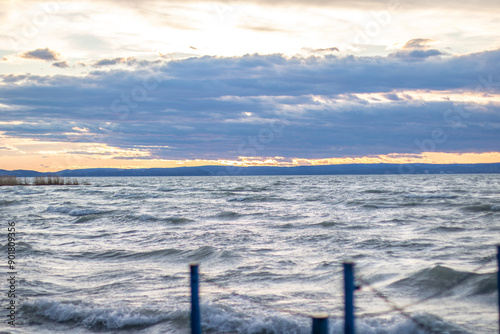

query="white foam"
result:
[19,293,471,333]
[22,299,167,330]
[199,303,468,334]
[200,303,309,334]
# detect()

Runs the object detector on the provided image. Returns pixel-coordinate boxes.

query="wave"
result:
[139,214,158,221]
[46,205,77,214]
[276,214,306,221]
[72,245,233,263]
[69,208,109,216]
[20,280,69,298]
[164,216,194,224]
[390,265,472,291]
[355,239,434,251]
[220,185,271,192]
[21,300,307,333]
[274,222,296,229]
[186,245,218,261]
[46,205,111,216]
[74,248,184,260]
[304,196,324,201]
[0,199,19,206]
[127,214,195,224]
[73,214,101,223]
[429,226,466,233]
[389,265,496,297]
[226,195,291,202]
[468,273,497,295]
[354,313,470,334]
[136,302,470,334]
[199,303,309,334]
[17,281,473,333]
[112,189,159,199]
[156,186,177,192]
[1,241,50,256]
[212,211,243,220]
[362,204,399,209]
[201,306,470,334]
[463,204,500,212]
[364,189,395,194]
[14,188,44,195]
[20,299,168,330]
[313,220,343,228]
[272,180,296,186]
[247,186,271,192]
[226,196,248,202]
[405,194,458,199]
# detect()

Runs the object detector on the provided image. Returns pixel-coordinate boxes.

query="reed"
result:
[0,175,86,186]
[0,176,23,186]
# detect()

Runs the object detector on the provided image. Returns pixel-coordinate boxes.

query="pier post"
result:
[344,262,355,334]
[497,245,499,334]
[190,263,201,334]
[311,314,329,334]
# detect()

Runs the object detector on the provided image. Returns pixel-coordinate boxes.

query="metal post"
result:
[311,314,329,334]
[497,245,499,334]
[344,262,355,334]
[190,263,201,334]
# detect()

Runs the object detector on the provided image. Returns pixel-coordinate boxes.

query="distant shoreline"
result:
[1,163,500,177]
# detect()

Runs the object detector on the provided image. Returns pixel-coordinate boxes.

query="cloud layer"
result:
[1,47,500,168]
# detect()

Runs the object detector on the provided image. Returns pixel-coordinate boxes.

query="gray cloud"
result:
[20,48,60,61]
[1,49,499,160]
[390,49,444,59]
[92,57,133,67]
[383,93,403,101]
[1,74,29,83]
[92,57,162,67]
[52,61,70,68]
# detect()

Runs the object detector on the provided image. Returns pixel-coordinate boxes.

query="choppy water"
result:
[0,174,499,334]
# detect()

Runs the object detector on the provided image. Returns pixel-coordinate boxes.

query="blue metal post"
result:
[190,263,201,334]
[497,245,499,334]
[311,314,329,334]
[344,262,355,334]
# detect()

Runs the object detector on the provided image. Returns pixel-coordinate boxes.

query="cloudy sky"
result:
[1,0,499,172]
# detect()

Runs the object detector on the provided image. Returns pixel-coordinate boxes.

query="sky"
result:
[1,0,500,172]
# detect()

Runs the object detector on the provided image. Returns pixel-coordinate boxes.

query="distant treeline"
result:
[0,175,87,186]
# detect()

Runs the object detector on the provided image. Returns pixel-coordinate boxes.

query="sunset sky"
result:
[1,0,500,172]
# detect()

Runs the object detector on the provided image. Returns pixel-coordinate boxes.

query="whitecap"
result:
[20,299,168,330]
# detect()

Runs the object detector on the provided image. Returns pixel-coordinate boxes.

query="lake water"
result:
[1,174,499,333]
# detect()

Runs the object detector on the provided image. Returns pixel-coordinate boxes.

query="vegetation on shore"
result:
[0,175,87,186]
